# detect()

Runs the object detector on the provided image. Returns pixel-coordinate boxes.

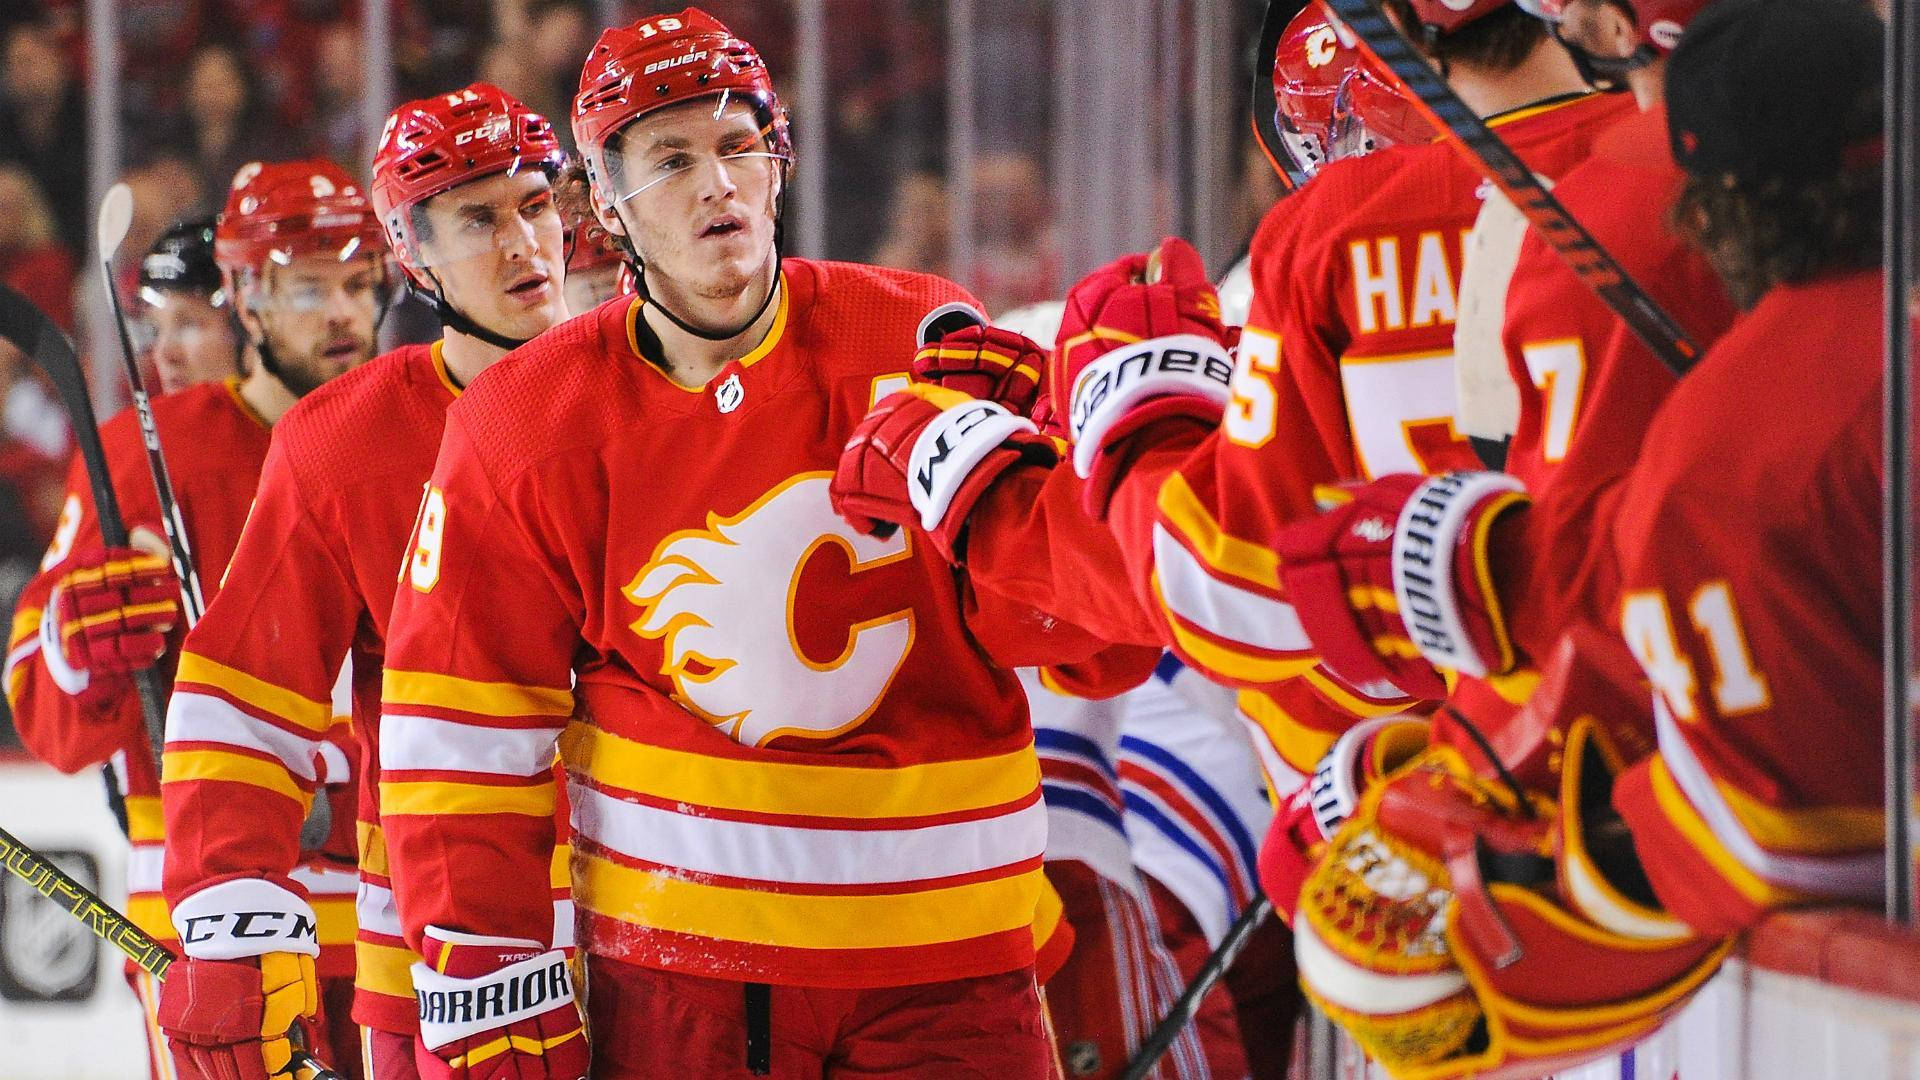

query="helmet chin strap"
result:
[418,271,535,353]
[631,246,783,343]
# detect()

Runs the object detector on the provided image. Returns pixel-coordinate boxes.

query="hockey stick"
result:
[0,283,169,758]
[97,184,207,624]
[1119,893,1274,1080]
[0,825,344,1079]
[1313,0,1701,376]
[1251,0,1318,192]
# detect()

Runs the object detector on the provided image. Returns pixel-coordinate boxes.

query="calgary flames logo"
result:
[623,474,915,746]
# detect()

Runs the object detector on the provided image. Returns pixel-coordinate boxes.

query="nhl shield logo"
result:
[715,372,745,414]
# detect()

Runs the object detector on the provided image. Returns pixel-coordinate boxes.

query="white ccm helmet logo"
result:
[624,474,914,747]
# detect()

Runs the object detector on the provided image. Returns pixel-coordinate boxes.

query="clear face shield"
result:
[238,238,391,393]
[409,168,569,335]
[136,286,242,392]
[602,91,789,228]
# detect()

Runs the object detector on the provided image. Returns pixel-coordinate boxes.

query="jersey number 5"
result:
[1621,581,1772,722]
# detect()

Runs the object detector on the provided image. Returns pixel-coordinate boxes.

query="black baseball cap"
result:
[139,217,226,302]
[1666,0,1884,184]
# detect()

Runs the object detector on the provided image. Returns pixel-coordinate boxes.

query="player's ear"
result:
[596,201,629,240]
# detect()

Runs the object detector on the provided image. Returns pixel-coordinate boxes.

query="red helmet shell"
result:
[1403,0,1514,34]
[571,8,788,213]
[372,83,566,283]
[1274,4,1354,148]
[1523,0,1710,53]
[214,158,383,285]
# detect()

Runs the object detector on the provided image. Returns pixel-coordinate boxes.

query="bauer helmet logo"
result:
[644,50,709,77]
[715,372,744,413]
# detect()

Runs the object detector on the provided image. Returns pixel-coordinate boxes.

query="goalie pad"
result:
[1296,731,1729,1078]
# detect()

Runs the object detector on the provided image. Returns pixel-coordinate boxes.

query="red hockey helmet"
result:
[571,8,790,220]
[214,158,386,295]
[1517,0,1711,55]
[1401,0,1514,35]
[1273,2,1433,175]
[371,83,566,289]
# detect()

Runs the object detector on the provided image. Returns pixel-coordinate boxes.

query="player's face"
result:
[417,170,569,341]
[144,290,240,393]
[246,254,383,396]
[603,97,782,304]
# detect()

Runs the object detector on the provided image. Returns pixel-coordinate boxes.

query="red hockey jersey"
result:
[972,93,1632,777]
[159,343,573,1033]
[380,260,1106,989]
[6,379,358,963]
[1490,104,1738,663]
[1609,270,1884,935]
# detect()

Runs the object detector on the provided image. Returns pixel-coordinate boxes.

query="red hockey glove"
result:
[159,879,323,1080]
[1271,472,1529,702]
[1053,237,1236,518]
[39,543,179,702]
[411,927,587,1080]
[831,383,1058,564]
[1259,717,1428,923]
[911,324,1046,417]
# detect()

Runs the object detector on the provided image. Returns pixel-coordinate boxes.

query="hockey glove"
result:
[411,927,587,1080]
[911,323,1046,418]
[1258,716,1428,924]
[831,383,1058,564]
[158,878,323,1080]
[39,543,179,703]
[1053,236,1236,518]
[1271,472,1529,701]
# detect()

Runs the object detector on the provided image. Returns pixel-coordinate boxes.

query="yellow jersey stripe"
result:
[1716,778,1883,854]
[175,653,333,734]
[380,779,556,818]
[576,852,1043,951]
[354,940,420,998]
[1645,756,1798,908]
[8,605,38,650]
[1237,690,1340,775]
[162,749,309,804]
[382,668,573,719]
[1157,474,1282,589]
[125,796,165,844]
[313,895,359,946]
[1163,608,1318,686]
[559,724,1039,820]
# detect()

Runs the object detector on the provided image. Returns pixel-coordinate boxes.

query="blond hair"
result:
[0,165,56,249]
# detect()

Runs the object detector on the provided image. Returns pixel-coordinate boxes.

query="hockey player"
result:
[1290,4,1888,1075]
[157,85,574,1080]
[4,158,382,1080]
[136,217,248,393]
[1258,0,1738,904]
[830,0,1626,896]
[376,11,1127,1077]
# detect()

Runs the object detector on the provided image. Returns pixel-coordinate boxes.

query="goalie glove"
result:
[1258,717,1429,923]
[157,878,323,1080]
[831,383,1058,564]
[1271,472,1529,701]
[1052,236,1237,518]
[40,542,180,703]
[411,927,587,1080]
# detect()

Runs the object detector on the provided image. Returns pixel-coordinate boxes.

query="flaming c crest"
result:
[624,473,915,746]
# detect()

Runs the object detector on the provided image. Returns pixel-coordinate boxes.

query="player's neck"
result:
[641,270,782,389]
[1448,40,1591,119]
[1627,60,1667,112]
[440,329,509,390]
[237,364,298,425]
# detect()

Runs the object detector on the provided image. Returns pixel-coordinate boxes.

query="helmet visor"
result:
[1513,0,1570,21]
[407,166,568,283]
[603,90,788,210]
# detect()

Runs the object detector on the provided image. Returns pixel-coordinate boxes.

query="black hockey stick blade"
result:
[0,826,345,1080]
[1120,893,1275,1080]
[1318,0,1700,376]
[0,283,170,753]
[1253,0,1318,193]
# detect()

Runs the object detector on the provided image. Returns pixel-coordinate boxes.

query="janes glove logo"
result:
[1069,343,1233,441]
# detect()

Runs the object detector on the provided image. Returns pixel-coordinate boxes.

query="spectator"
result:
[0,164,77,332]
[522,0,596,150]
[0,17,87,259]
[311,19,368,174]
[162,42,299,217]
[869,170,951,277]
[965,150,1061,315]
